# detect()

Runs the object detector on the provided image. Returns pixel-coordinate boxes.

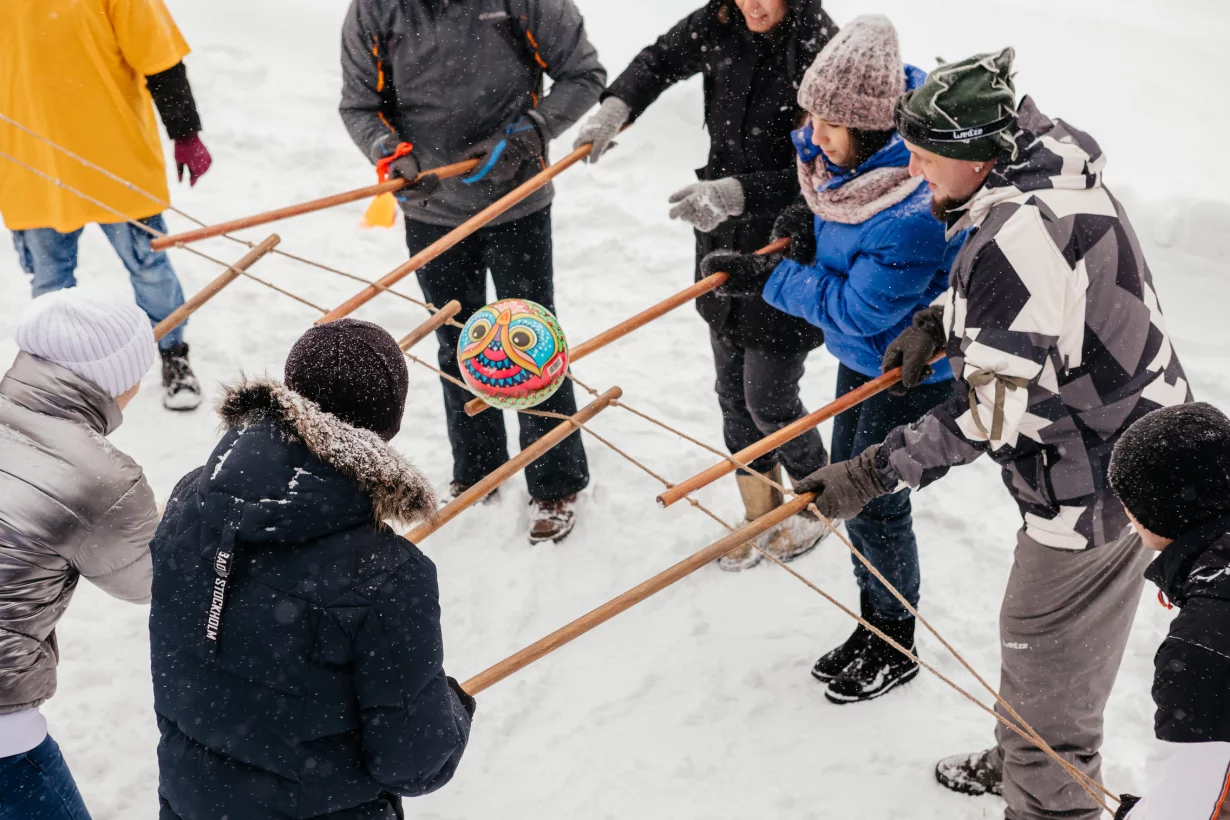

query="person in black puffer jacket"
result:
[1107,403,1230,820]
[574,0,837,569]
[149,319,473,820]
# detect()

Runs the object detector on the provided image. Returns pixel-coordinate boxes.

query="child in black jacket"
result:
[1108,402,1230,820]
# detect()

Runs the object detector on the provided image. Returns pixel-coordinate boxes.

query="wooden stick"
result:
[656,353,946,508]
[462,237,793,417]
[398,300,461,352]
[318,143,600,325]
[406,386,622,543]
[461,492,813,695]
[149,161,479,251]
[153,235,281,341]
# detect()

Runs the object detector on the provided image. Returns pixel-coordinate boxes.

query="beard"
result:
[930,191,976,221]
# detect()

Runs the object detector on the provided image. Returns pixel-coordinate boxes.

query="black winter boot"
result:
[811,591,873,683]
[160,343,202,411]
[934,748,1004,797]
[825,610,918,704]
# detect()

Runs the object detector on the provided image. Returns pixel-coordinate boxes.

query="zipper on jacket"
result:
[204,506,243,654]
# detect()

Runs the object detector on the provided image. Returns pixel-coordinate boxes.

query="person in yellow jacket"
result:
[0,0,213,411]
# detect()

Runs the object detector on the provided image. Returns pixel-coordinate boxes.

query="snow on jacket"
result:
[0,0,191,232]
[762,67,957,383]
[605,0,836,354]
[150,379,468,820]
[339,0,605,228]
[877,97,1191,551]
[1121,515,1230,820]
[0,353,156,715]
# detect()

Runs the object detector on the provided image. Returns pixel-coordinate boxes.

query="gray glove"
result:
[882,305,947,395]
[793,445,889,522]
[574,97,630,164]
[668,177,745,233]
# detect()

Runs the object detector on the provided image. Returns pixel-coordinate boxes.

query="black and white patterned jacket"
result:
[877,97,1191,550]
[1120,517,1230,819]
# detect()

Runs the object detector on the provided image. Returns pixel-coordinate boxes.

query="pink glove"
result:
[174,133,212,186]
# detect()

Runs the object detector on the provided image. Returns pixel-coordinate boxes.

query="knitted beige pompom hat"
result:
[797,14,904,131]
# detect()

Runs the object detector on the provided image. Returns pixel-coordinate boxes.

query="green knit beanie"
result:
[894,47,1018,161]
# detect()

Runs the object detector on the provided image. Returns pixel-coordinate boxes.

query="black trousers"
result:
[407,207,589,501]
[710,330,828,481]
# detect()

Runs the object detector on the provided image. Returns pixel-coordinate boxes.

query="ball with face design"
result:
[458,299,569,409]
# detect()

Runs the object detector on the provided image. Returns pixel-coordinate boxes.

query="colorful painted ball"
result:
[458,299,569,409]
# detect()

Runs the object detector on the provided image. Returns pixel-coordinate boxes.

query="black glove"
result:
[447,676,476,718]
[771,197,816,263]
[700,249,783,295]
[388,153,441,207]
[882,305,947,396]
[462,117,545,186]
[1113,795,1140,820]
[793,445,889,521]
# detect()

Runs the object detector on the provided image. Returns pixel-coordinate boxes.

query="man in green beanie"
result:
[793,47,1192,819]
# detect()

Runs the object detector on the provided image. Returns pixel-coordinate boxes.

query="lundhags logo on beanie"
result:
[895,47,1018,161]
[15,289,157,398]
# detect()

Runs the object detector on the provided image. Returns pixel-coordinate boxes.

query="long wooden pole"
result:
[461,492,812,695]
[655,353,945,507]
[463,237,793,417]
[318,142,601,325]
[149,161,479,251]
[153,235,281,341]
[407,386,622,543]
[398,300,461,352]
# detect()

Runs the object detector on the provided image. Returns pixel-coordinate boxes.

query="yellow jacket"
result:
[0,0,190,233]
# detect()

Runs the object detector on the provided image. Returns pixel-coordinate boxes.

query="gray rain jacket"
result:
[340,0,606,227]
[0,353,157,714]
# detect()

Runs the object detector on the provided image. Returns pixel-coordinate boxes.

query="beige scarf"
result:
[797,156,923,225]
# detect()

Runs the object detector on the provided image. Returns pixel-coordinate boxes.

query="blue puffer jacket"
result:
[763,70,961,383]
[149,379,469,820]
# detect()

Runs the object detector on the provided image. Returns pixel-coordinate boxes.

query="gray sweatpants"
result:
[992,527,1149,820]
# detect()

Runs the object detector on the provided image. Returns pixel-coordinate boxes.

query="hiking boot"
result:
[440,481,499,509]
[529,494,578,543]
[935,748,1004,797]
[825,613,919,704]
[811,592,873,683]
[160,342,202,411]
[764,508,832,562]
[717,467,784,571]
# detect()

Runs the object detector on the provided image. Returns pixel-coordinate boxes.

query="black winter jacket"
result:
[150,380,469,820]
[606,0,835,354]
[1122,515,1230,819]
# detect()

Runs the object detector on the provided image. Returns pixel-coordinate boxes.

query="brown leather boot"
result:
[528,494,579,544]
[717,466,783,572]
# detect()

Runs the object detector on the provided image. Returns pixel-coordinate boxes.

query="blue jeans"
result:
[11,215,187,349]
[830,364,953,621]
[0,735,91,820]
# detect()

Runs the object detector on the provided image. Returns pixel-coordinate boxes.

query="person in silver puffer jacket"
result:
[0,289,159,818]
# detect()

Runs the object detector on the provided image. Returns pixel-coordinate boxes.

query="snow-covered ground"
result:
[1,0,1227,817]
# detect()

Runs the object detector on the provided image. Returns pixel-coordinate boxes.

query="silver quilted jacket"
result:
[0,352,156,714]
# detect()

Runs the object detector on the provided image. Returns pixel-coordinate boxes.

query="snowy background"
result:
[1,0,1227,817]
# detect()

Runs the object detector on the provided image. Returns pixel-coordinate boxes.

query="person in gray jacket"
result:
[339,0,606,543]
[0,289,159,819]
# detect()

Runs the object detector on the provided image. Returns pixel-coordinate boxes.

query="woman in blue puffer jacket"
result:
[700,15,965,705]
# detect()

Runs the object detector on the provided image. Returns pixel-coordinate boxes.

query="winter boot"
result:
[764,478,833,562]
[934,748,1004,797]
[529,494,578,544]
[825,610,919,704]
[716,467,784,571]
[811,591,874,683]
[440,481,500,509]
[160,343,202,411]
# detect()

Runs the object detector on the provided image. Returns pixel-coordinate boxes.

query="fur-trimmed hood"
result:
[214,378,436,531]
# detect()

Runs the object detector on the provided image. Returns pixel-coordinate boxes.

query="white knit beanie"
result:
[797,14,905,131]
[15,289,157,397]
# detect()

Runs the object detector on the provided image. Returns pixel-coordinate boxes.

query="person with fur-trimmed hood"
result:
[1108,403,1230,820]
[149,319,472,820]
[794,48,1192,819]
[574,0,838,567]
